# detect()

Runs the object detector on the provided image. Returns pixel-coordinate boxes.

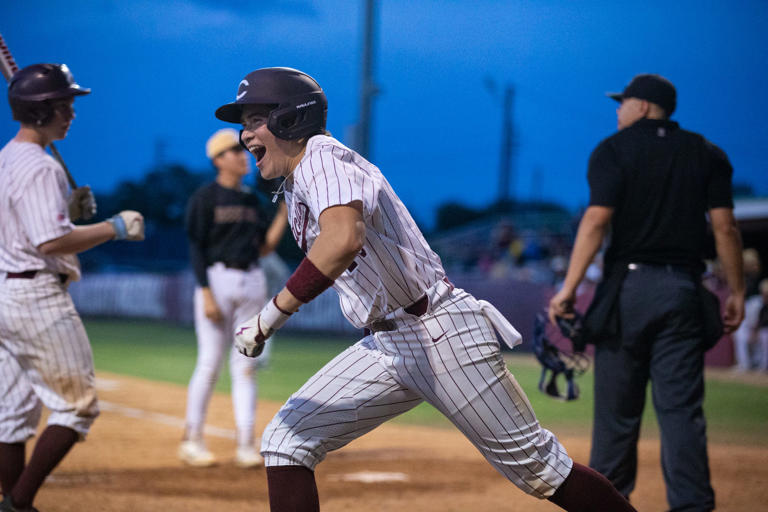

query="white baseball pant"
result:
[261,279,572,499]
[185,263,271,445]
[0,272,99,442]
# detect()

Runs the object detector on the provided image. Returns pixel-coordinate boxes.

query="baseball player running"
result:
[0,63,144,512]
[216,67,635,511]
[179,128,288,468]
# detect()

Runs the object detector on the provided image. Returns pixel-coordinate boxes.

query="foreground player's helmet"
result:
[215,67,327,140]
[8,63,90,125]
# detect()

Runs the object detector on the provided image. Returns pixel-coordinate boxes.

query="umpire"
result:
[549,74,745,511]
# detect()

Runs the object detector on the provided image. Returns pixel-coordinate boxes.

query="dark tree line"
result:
[77,163,584,273]
[79,164,304,272]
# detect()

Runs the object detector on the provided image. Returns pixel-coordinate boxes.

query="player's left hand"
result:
[548,287,576,326]
[68,185,97,221]
[235,297,292,357]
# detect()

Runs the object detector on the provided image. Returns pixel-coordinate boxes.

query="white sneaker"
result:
[178,440,216,467]
[235,446,264,468]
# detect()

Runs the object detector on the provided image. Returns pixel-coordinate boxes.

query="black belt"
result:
[364,278,455,334]
[365,295,428,334]
[6,270,68,284]
[627,262,696,276]
[220,261,254,271]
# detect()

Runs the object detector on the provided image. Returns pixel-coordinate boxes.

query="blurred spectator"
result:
[579,254,603,296]
[549,255,568,286]
[743,248,762,297]
[492,221,515,255]
[734,278,768,372]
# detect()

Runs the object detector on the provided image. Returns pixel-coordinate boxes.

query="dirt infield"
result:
[30,372,767,512]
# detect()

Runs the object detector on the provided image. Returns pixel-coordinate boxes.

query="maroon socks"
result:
[0,442,25,496]
[10,425,78,509]
[548,462,636,512]
[266,465,320,512]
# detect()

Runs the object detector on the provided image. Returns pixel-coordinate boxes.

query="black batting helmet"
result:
[8,63,90,126]
[215,67,327,140]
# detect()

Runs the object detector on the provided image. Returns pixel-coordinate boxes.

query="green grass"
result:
[85,319,768,445]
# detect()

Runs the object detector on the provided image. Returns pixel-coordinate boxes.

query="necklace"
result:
[272,169,296,203]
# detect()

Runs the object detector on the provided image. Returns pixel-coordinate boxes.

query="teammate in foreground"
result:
[217,67,635,511]
[179,128,287,468]
[549,74,745,511]
[0,64,144,512]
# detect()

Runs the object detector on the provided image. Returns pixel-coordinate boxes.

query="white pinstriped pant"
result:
[261,280,573,499]
[186,263,270,445]
[0,272,99,442]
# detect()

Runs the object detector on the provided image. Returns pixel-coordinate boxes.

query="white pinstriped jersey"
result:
[284,135,446,328]
[0,140,80,280]
[0,140,80,281]
[263,139,572,498]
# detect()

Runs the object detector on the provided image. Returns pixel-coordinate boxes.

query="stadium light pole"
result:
[356,0,380,160]
[484,78,516,204]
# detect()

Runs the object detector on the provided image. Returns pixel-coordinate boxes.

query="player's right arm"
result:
[17,167,143,256]
[234,201,364,357]
[38,222,120,255]
[235,145,367,357]
[274,201,365,314]
[185,188,223,322]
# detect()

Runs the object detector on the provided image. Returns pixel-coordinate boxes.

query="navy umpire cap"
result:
[215,67,327,140]
[9,63,90,102]
[607,73,676,115]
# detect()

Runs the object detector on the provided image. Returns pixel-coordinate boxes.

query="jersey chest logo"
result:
[290,201,311,253]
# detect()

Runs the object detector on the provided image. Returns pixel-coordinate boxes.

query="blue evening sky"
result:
[2,1,766,227]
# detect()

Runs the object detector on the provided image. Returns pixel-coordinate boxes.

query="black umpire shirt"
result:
[588,118,734,274]
[185,182,269,287]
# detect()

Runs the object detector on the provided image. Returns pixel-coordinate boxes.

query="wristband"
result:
[107,214,127,240]
[286,257,335,303]
[261,296,292,330]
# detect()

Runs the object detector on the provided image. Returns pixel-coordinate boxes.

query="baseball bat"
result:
[0,32,78,188]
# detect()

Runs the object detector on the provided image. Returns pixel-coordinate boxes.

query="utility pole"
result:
[356,0,379,160]
[484,78,517,204]
[498,84,515,203]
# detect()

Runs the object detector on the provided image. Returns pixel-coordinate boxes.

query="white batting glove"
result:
[107,210,145,241]
[68,185,97,221]
[235,298,292,357]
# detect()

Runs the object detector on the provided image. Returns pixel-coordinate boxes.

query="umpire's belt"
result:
[627,262,697,277]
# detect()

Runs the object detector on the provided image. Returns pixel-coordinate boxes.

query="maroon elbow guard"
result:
[286,257,335,303]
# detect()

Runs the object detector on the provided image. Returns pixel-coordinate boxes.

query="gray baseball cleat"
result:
[0,496,40,512]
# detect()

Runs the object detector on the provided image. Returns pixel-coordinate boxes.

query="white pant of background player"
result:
[262,279,573,498]
[0,273,99,443]
[181,262,273,467]
[733,294,768,372]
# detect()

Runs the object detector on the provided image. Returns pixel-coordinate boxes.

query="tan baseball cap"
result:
[205,128,240,159]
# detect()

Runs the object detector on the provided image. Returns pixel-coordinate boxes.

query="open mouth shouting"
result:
[249,144,266,165]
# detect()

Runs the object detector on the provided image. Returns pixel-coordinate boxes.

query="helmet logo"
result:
[236,79,249,100]
[296,99,317,110]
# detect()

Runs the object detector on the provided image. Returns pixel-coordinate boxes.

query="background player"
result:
[218,67,635,511]
[0,63,144,512]
[179,128,288,468]
[549,74,745,511]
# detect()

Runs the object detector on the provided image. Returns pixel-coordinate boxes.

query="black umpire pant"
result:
[590,264,714,512]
